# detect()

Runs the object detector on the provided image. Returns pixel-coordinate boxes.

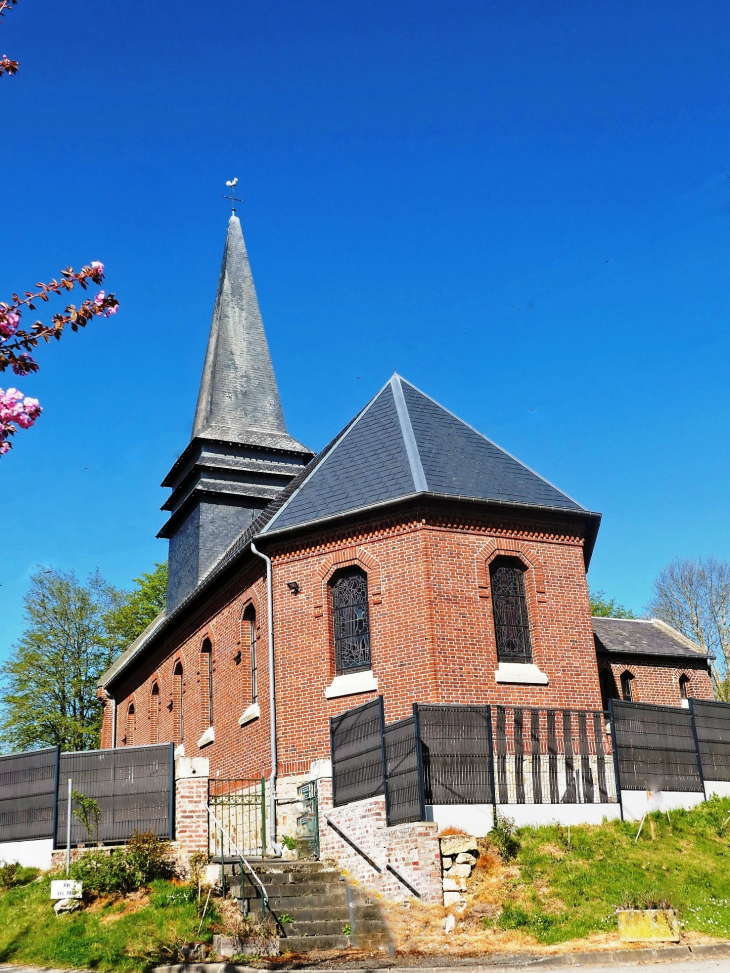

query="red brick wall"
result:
[104,506,703,780]
[600,658,713,708]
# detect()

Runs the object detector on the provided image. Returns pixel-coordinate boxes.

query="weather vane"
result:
[223,177,243,214]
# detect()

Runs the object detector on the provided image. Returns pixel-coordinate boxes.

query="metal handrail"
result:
[204,804,269,918]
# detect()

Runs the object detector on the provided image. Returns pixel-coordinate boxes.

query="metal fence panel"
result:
[493,706,616,804]
[384,717,422,825]
[0,746,58,842]
[689,699,730,782]
[330,697,385,807]
[55,743,173,846]
[611,700,703,793]
[417,704,494,805]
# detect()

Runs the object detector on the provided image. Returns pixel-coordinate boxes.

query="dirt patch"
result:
[98,890,150,923]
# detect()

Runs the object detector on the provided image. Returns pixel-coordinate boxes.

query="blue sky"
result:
[2,0,729,655]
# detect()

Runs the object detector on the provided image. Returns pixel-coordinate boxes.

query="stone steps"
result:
[218,858,390,954]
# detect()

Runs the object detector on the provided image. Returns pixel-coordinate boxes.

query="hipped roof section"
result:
[100,374,600,690]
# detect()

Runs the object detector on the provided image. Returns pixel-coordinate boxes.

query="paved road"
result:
[1,961,728,973]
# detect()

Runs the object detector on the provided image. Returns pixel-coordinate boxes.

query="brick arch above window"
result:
[475,539,546,665]
[475,539,547,603]
[314,547,382,620]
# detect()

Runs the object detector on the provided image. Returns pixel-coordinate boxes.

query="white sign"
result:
[50,880,82,900]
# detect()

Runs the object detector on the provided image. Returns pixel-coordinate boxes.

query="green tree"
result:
[0,568,122,752]
[589,589,638,618]
[104,562,167,652]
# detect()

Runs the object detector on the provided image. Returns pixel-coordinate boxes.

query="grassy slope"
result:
[500,795,730,944]
[0,875,216,972]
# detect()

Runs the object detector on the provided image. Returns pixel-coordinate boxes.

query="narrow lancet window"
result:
[490,559,533,664]
[331,569,372,675]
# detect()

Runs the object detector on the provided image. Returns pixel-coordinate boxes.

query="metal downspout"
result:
[250,542,282,857]
[110,694,117,749]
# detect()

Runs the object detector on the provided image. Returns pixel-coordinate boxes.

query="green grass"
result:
[488,796,730,944]
[0,875,218,972]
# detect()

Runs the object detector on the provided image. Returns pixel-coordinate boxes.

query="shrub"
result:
[70,831,173,896]
[490,811,520,861]
[0,862,19,890]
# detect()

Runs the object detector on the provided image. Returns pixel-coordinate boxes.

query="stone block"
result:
[449,862,473,878]
[442,876,466,891]
[443,890,463,906]
[440,835,478,856]
[441,856,453,869]
[617,909,680,943]
[455,852,477,865]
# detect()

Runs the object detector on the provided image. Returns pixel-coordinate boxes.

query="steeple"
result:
[192,215,294,446]
[159,213,313,613]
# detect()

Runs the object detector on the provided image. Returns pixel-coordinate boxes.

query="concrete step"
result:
[279,919,351,937]
[270,904,381,923]
[232,880,347,899]
[279,934,350,953]
[237,893,350,914]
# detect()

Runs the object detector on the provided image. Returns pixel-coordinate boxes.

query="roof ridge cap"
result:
[398,375,587,511]
[391,374,427,492]
[260,375,396,535]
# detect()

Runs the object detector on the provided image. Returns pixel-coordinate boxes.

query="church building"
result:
[98,212,713,826]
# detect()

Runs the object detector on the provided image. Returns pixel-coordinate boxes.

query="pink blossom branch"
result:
[0,0,17,78]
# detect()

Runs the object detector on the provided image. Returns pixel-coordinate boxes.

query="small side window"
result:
[620,670,635,702]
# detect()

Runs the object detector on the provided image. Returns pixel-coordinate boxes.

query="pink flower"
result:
[105,304,118,317]
[91,261,104,274]
[94,290,106,307]
[0,310,20,338]
[0,442,10,455]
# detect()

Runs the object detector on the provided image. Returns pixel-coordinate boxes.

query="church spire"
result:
[159,211,312,613]
[192,214,289,443]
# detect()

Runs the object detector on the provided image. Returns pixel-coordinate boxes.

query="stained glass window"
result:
[490,559,533,663]
[332,569,372,674]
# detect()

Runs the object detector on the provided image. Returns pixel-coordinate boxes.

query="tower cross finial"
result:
[223,177,244,214]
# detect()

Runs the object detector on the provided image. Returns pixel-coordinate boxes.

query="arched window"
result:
[620,670,635,701]
[126,702,135,746]
[200,638,213,727]
[489,558,533,663]
[599,669,618,711]
[173,661,184,744]
[243,606,257,703]
[150,682,159,744]
[331,568,372,675]
[679,673,690,699]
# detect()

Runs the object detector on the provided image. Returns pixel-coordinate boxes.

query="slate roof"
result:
[261,374,587,535]
[100,374,598,691]
[190,213,306,453]
[593,617,710,660]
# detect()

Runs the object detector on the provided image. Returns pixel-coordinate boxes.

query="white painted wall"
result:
[620,789,705,821]
[703,780,730,799]
[426,804,494,836]
[0,838,53,870]
[426,802,622,833]
[496,803,621,828]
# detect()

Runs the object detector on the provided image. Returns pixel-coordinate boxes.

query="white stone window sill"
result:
[680,698,690,709]
[174,743,185,758]
[239,702,260,726]
[197,726,215,748]
[494,662,549,685]
[324,670,378,699]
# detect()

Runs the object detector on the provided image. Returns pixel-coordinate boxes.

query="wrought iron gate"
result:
[208,778,266,858]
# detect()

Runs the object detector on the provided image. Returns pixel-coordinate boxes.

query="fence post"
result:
[329,716,337,807]
[261,776,266,856]
[378,696,390,821]
[168,742,175,840]
[486,705,497,814]
[51,745,61,850]
[412,702,427,822]
[687,699,707,799]
[608,699,624,821]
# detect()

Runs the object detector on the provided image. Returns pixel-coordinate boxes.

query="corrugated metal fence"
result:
[331,700,618,826]
[0,743,174,846]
